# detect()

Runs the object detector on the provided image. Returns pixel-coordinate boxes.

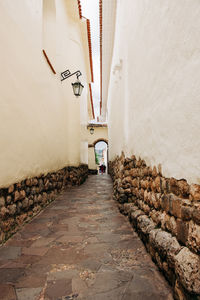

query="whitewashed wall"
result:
[0,0,90,187]
[108,0,200,184]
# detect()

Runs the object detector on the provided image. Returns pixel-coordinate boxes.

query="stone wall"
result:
[0,165,88,245]
[109,153,200,300]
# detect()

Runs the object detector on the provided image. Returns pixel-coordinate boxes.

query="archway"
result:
[88,138,109,175]
[87,124,108,174]
[94,139,108,174]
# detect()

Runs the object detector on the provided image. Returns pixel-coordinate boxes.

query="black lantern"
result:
[90,127,94,135]
[61,69,84,97]
[72,79,84,97]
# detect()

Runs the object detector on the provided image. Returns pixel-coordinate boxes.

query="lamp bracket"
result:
[61,69,82,81]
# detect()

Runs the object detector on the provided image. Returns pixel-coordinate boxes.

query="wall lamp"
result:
[61,69,84,97]
[90,127,94,135]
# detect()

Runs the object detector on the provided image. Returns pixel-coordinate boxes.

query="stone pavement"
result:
[0,175,173,300]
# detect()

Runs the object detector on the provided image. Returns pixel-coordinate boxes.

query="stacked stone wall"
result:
[0,164,88,245]
[109,153,200,300]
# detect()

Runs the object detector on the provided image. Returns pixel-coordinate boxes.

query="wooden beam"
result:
[42,50,56,74]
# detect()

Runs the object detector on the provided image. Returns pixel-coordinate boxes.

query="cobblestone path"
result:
[0,175,173,300]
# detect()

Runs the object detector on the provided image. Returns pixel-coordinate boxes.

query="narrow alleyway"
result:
[0,175,173,300]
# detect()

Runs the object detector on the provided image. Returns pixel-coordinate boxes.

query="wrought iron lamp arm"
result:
[61,69,82,82]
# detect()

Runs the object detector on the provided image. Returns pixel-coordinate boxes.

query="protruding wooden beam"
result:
[42,49,56,74]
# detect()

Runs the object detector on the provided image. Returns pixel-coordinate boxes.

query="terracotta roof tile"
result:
[77,0,82,19]
[89,83,95,119]
[86,19,94,83]
[77,1,94,117]
[77,1,94,82]
[99,0,102,115]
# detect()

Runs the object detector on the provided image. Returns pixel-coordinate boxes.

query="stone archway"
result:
[92,138,108,147]
[92,139,109,174]
[87,124,108,174]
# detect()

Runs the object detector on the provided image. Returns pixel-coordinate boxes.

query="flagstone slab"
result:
[0,175,173,299]
[0,284,17,300]
[22,247,49,256]
[0,246,21,260]
[16,287,42,300]
[0,268,25,283]
[44,279,72,300]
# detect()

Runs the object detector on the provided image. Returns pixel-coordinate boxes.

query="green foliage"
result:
[95,151,100,165]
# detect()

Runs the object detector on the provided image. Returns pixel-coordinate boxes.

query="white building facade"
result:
[0,0,93,188]
[102,0,200,184]
[101,2,200,298]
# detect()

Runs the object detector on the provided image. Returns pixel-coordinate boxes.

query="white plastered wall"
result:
[108,0,200,184]
[0,0,90,188]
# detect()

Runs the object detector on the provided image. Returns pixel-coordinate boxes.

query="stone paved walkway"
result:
[0,175,173,300]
